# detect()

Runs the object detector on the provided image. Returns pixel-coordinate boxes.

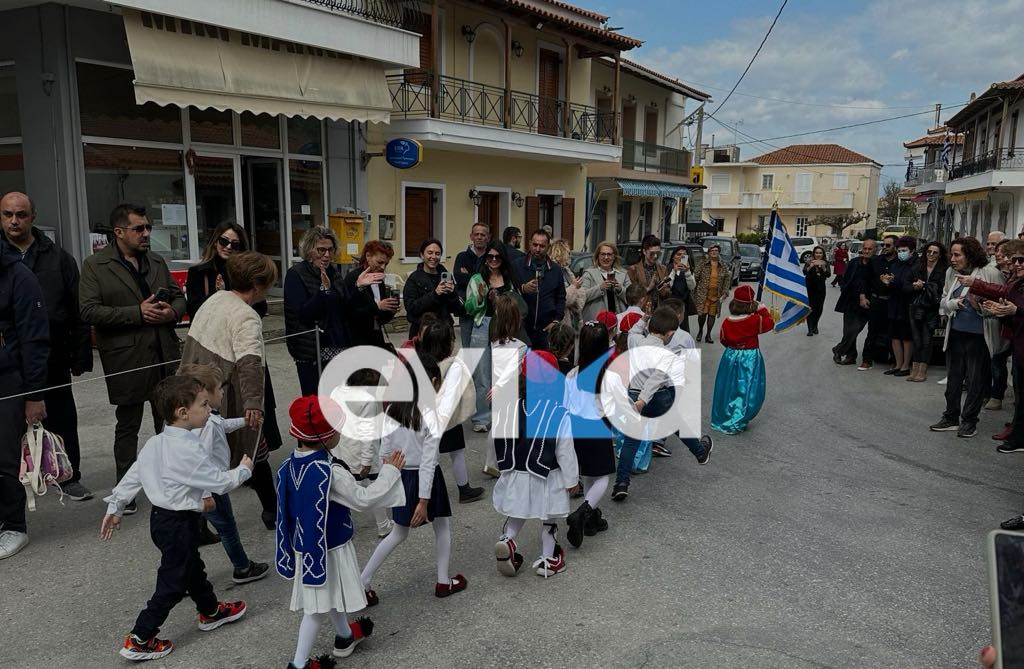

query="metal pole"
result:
[315,323,323,379]
[694,107,704,166]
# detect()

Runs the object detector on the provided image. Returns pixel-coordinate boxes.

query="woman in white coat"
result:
[580,241,632,322]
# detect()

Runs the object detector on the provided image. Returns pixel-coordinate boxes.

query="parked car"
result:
[738,243,763,281]
[699,236,743,286]
[789,236,821,263]
[570,251,594,277]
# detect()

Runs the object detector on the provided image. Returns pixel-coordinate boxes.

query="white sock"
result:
[433,516,452,584]
[450,450,469,487]
[583,475,609,509]
[373,506,391,531]
[501,516,525,541]
[329,609,351,639]
[293,613,323,667]
[541,523,557,558]
[360,523,409,588]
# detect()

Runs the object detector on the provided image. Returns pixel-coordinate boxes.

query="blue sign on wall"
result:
[385,138,423,169]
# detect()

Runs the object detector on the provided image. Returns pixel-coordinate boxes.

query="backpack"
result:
[19,423,73,510]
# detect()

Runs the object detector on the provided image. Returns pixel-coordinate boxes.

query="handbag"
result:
[19,423,73,511]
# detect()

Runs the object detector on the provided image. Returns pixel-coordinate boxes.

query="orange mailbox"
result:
[329,213,364,264]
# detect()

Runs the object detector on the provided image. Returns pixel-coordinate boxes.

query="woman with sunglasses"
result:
[905,241,948,382]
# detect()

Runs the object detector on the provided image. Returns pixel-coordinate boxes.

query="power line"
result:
[677,81,962,111]
[709,0,787,117]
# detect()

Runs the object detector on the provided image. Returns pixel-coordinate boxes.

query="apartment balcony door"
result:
[538,49,561,136]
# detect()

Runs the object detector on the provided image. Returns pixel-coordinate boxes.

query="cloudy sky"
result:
[592,0,1023,185]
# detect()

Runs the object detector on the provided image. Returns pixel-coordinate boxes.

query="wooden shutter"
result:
[561,197,575,249]
[404,14,432,86]
[525,196,540,240]
[622,105,636,141]
[538,49,561,136]
[478,191,500,240]
[644,109,658,156]
[405,187,434,257]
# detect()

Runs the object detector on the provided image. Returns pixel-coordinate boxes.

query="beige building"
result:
[702,144,881,238]
[364,0,641,271]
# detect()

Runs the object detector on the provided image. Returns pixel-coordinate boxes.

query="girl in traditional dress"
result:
[710,286,775,434]
[694,244,734,344]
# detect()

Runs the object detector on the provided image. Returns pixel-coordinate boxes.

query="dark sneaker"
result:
[857,361,872,371]
[199,522,221,546]
[495,536,523,577]
[584,507,608,536]
[364,589,379,607]
[458,484,484,503]
[435,573,468,598]
[261,510,276,531]
[997,443,1024,454]
[696,435,714,465]
[62,480,93,501]
[197,600,247,631]
[232,561,269,584]
[532,544,567,577]
[611,483,629,502]
[929,419,959,432]
[334,617,374,658]
[651,443,672,458]
[288,654,336,669]
[119,634,173,661]
[123,500,138,515]
[957,423,977,439]
[566,501,592,549]
[1001,516,1024,531]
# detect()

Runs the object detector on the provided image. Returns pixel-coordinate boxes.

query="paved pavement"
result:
[1,286,1018,668]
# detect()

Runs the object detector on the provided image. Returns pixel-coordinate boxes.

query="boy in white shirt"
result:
[615,282,648,333]
[101,375,254,662]
[178,364,269,585]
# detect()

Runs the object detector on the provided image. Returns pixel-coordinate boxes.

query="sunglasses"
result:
[485,253,502,260]
[217,236,243,251]
[1012,256,1024,265]
[119,223,152,233]
[0,210,31,220]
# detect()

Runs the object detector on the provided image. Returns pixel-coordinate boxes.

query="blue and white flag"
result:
[941,135,952,170]
[905,158,914,182]
[761,211,810,332]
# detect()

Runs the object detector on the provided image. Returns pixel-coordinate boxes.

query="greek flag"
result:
[941,135,952,170]
[761,211,810,332]
[905,158,914,182]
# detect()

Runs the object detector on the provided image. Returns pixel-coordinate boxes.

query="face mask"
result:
[897,250,911,261]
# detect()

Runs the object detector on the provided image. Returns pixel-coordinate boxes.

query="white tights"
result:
[582,475,609,509]
[500,517,557,558]
[292,609,351,667]
[449,450,469,487]
[360,516,452,587]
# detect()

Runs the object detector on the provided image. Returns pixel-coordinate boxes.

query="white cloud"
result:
[889,48,909,61]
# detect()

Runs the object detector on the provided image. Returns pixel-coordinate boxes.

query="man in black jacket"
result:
[859,235,897,370]
[0,234,49,560]
[513,229,565,351]
[832,239,875,365]
[503,226,526,263]
[453,223,489,347]
[1,192,94,502]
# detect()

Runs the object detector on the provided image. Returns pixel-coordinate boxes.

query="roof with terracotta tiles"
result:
[749,143,879,166]
[500,0,642,49]
[947,73,1024,127]
[538,0,608,21]
[903,133,964,148]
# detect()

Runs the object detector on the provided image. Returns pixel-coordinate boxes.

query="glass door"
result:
[242,157,286,288]
[192,152,242,258]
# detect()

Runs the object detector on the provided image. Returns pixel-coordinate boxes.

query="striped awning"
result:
[616,179,693,199]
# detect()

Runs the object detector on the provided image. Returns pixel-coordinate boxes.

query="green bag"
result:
[464,273,488,325]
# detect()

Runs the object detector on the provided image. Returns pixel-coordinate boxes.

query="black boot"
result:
[566,501,592,548]
[458,483,484,503]
[585,507,609,536]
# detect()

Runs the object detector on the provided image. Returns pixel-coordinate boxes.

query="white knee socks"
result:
[582,475,609,509]
[360,523,409,588]
[449,450,469,487]
[293,613,323,667]
[433,516,452,584]
[541,523,557,558]
[501,516,525,540]
[330,609,352,639]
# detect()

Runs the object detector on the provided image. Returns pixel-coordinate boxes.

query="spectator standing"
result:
[694,244,733,344]
[858,235,898,370]
[513,229,565,351]
[580,241,630,322]
[626,234,670,312]
[503,226,525,263]
[832,239,876,365]
[80,204,186,495]
[831,241,849,287]
[906,241,947,382]
[344,241,399,349]
[0,235,48,560]
[666,246,697,333]
[988,235,1012,410]
[886,236,918,376]
[802,246,831,336]
[404,238,461,339]
[549,239,584,329]
[1,191,92,501]
[452,224,489,347]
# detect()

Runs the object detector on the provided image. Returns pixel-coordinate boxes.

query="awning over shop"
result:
[945,190,992,204]
[616,178,693,199]
[122,9,392,123]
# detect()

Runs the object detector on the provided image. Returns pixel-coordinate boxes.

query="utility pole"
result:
[934,103,942,130]
[694,106,704,166]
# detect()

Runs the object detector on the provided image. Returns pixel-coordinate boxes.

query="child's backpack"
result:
[19,423,73,510]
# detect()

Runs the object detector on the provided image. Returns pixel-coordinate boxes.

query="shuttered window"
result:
[404,187,435,258]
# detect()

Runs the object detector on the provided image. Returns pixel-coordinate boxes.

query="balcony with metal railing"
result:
[292,0,415,29]
[949,148,1024,180]
[904,165,922,187]
[621,139,690,176]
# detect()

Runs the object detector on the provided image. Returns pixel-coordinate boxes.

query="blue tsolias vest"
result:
[275,450,354,587]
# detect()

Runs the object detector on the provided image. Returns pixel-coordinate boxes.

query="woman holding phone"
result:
[404,238,462,338]
[580,241,631,322]
[344,240,400,349]
[667,246,697,333]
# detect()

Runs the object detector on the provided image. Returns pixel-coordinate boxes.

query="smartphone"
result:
[441,271,452,284]
[989,530,1024,668]
[153,287,171,303]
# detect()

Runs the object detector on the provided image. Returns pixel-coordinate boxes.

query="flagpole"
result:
[757,190,782,302]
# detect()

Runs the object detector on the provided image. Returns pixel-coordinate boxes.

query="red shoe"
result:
[119,634,173,661]
[364,589,379,607]
[532,544,567,577]
[289,655,336,669]
[197,600,247,631]
[495,536,523,577]
[435,573,468,598]
[333,617,374,658]
[994,425,1014,441]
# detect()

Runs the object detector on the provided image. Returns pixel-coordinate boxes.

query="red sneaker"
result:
[435,573,468,598]
[994,425,1013,441]
[119,634,173,661]
[198,600,247,631]
[495,536,523,577]
[532,544,567,578]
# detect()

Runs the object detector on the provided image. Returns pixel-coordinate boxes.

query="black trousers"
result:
[131,507,219,640]
[835,310,868,360]
[942,329,991,426]
[807,287,826,331]
[525,326,549,352]
[992,349,1011,401]
[1006,364,1024,446]
[863,299,891,364]
[243,459,277,514]
[262,366,282,451]
[114,402,162,482]
[0,371,26,533]
[295,361,320,397]
[43,365,83,483]
[910,314,938,364]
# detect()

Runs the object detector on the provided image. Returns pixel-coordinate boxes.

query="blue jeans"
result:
[459,315,474,350]
[469,316,491,427]
[617,387,705,485]
[203,492,250,570]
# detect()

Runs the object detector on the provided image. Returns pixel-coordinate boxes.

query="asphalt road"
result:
[1,287,1018,668]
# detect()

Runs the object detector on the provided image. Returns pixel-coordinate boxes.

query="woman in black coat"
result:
[802,246,831,336]
[343,240,399,349]
[905,241,947,382]
[403,238,462,338]
[667,246,697,333]
[887,235,919,376]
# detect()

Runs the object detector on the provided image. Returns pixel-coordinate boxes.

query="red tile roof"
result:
[502,0,642,48]
[903,133,964,148]
[947,73,1024,128]
[538,0,608,21]
[750,144,879,166]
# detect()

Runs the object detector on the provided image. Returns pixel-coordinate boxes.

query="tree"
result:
[810,212,871,238]
[878,181,917,226]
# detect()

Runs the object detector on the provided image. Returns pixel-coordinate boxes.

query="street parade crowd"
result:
[9,184,1017,666]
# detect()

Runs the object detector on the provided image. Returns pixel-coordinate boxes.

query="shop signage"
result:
[385,138,423,169]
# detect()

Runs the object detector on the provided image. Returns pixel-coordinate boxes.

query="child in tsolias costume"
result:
[492,350,580,577]
[277,395,406,669]
[710,285,775,435]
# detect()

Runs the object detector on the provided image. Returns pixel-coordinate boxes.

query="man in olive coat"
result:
[80,204,185,496]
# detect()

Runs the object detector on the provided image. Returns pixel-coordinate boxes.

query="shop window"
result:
[83,144,188,259]
[77,62,182,143]
[289,159,324,257]
[287,116,322,155]
[189,108,233,145]
[0,144,25,194]
[0,65,19,138]
[241,112,280,149]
